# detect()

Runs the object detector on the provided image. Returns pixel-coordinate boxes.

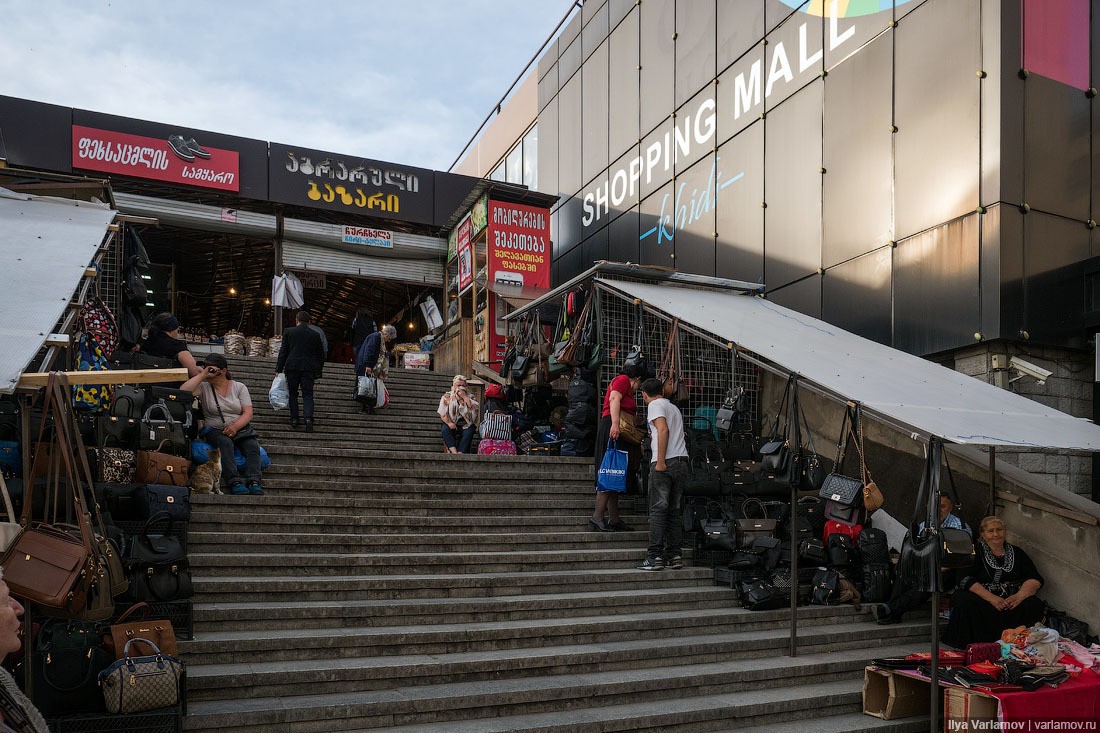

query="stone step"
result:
[248,481,594,501]
[189,548,669,576]
[189,495,619,515]
[260,463,591,481]
[180,649,905,732]
[192,567,716,602]
[255,447,591,469]
[184,611,915,669]
[186,529,649,553]
[188,513,628,534]
[193,586,740,630]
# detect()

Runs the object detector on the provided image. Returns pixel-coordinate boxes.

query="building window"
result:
[506,144,522,184]
[523,125,538,190]
[490,161,505,181]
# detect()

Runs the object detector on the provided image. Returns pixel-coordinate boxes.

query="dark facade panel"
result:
[822,31,892,268]
[715,121,764,284]
[717,0,764,72]
[608,7,640,164]
[433,172,480,227]
[639,0,676,135]
[582,1,610,61]
[893,0,980,240]
[557,195,586,258]
[764,82,823,289]
[716,44,766,144]
[558,74,583,197]
[676,0,718,109]
[979,0,1004,205]
[893,213,981,354]
[583,223,610,266]
[992,204,1025,341]
[767,274,821,319]
[559,238,587,281]
[1023,211,1090,346]
[0,96,72,173]
[823,246,892,345]
[537,96,559,198]
[676,87,719,174]
[1023,75,1090,221]
[762,4,822,113]
[672,154,718,277]
[1094,4,1100,219]
[609,205,640,264]
[996,0,1025,207]
[640,181,676,267]
[582,40,610,188]
[640,118,674,202]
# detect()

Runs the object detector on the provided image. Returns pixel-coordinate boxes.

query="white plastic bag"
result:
[374,379,389,409]
[356,375,378,402]
[269,373,290,411]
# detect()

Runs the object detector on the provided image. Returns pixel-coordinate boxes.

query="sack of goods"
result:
[270,373,290,410]
[99,638,184,714]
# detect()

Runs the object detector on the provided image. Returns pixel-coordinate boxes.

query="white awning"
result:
[597,278,1100,451]
[0,188,116,393]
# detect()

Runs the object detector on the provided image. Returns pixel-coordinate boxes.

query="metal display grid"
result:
[593,280,760,432]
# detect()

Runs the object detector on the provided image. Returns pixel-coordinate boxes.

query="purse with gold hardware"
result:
[133,481,191,522]
[104,602,179,659]
[134,438,190,486]
[121,512,193,602]
[30,618,115,715]
[98,638,184,714]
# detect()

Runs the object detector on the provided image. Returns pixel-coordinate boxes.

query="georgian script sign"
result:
[71,125,240,192]
[269,142,434,225]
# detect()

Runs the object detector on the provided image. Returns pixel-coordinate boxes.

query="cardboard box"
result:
[403,351,431,370]
[944,687,999,731]
[863,667,931,720]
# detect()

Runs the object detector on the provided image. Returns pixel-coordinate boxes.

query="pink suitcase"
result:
[477,439,517,455]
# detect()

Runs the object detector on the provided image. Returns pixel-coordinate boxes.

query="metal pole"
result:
[989,446,997,516]
[788,378,800,657]
[929,438,943,733]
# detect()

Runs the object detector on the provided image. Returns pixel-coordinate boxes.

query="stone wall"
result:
[949,341,1094,499]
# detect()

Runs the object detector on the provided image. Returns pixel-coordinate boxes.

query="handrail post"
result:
[929,438,943,733]
[788,377,800,657]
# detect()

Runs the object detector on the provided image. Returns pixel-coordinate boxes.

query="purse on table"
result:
[99,638,184,714]
[122,512,193,603]
[30,618,115,716]
[94,445,137,483]
[736,498,778,549]
[134,482,192,523]
[104,601,179,659]
[135,438,191,486]
[138,402,187,455]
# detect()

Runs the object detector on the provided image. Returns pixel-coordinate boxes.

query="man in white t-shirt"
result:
[637,378,689,571]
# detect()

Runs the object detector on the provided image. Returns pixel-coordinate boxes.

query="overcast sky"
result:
[0,0,570,171]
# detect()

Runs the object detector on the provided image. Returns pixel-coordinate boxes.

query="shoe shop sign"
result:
[71,125,240,192]
[269,142,434,226]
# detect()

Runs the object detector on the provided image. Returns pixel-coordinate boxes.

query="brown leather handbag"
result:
[135,439,190,485]
[657,319,690,406]
[103,602,178,659]
[617,416,646,446]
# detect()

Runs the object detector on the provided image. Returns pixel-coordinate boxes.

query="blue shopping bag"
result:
[596,439,629,492]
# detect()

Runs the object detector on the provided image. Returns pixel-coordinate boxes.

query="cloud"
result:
[0,0,571,169]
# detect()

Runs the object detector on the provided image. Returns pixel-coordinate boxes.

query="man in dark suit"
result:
[276,310,326,431]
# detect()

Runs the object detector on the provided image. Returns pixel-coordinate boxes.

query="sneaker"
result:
[607,520,632,532]
[184,137,211,159]
[637,556,665,571]
[664,555,683,570]
[167,135,195,161]
[230,482,249,495]
[248,482,264,495]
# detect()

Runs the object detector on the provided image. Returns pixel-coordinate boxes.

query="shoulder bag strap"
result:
[658,319,678,379]
[0,474,15,526]
[569,292,593,347]
[910,442,935,532]
[46,377,95,557]
[209,381,227,425]
[845,404,870,485]
[832,404,853,473]
[56,374,113,538]
[941,447,962,511]
[769,376,793,439]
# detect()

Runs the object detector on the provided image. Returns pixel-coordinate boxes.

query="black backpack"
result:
[741,578,787,611]
[826,533,858,568]
[858,528,893,603]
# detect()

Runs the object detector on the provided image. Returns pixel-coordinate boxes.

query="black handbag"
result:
[138,403,187,455]
[96,414,138,449]
[938,451,976,570]
[741,578,787,611]
[683,452,723,497]
[826,533,858,567]
[111,385,145,418]
[149,386,193,423]
[898,440,947,592]
[29,619,115,715]
[134,483,192,522]
[122,513,193,602]
[757,377,793,474]
[819,406,866,506]
[799,537,826,564]
[700,501,736,551]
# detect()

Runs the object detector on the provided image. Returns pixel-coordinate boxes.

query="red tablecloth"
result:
[994,668,1100,724]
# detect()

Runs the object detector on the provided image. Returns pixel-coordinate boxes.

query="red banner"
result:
[488,200,551,290]
[71,125,240,192]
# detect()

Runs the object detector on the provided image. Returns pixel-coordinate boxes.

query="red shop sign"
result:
[488,200,551,290]
[71,125,240,192]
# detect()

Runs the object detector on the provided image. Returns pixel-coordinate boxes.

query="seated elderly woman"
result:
[944,516,1045,649]
[438,375,479,454]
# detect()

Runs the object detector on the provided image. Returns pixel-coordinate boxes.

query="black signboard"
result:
[269,142,435,226]
[0,96,73,173]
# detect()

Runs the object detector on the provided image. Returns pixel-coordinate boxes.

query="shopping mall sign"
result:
[71,125,240,192]
[488,200,550,289]
[581,0,886,236]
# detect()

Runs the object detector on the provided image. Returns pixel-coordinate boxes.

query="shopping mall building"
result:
[453,0,1100,500]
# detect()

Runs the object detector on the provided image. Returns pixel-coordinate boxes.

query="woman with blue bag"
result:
[590,362,646,531]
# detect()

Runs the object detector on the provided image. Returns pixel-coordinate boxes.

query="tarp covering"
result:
[0,188,115,393]
[597,279,1100,451]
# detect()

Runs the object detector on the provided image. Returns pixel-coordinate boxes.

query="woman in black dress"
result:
[944,516,1045,648]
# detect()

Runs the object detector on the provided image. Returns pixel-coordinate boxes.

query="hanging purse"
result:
[819,406,864,506]
[757,377,793,474]
[558,288,593,367]
[898,440,946,593]
[138,402,187,455]
[103,602,179,659]
[939,451,976,569]
[657,318,690,405]
[135,438,191,485]
[99,638,184,714]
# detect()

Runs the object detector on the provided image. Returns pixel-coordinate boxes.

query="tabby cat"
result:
[190,447,223,494]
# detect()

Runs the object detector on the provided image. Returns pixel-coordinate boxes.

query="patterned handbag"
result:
[477,439,517,455]
[72,333,113,414]
[481,411,513,441]
[94,447,136,483]
[98,638,184,714]
[76,295,119,359]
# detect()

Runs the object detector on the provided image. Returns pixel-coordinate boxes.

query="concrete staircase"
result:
[180,356,931,732]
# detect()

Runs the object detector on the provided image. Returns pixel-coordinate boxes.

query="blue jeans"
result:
[203,428,262,487]
[442,422,476,453]
[648,456,688,558]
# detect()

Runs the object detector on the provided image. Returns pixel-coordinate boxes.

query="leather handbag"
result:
[798,537,826,564]
[94,446,136,483]
[138,403,187,455]
[819,407,865,506]
[134,482,192,522]
[111,385,145,418]
[938,451,976,569]
[104,602,179,659]
[96,414,138,449]
[617,415,646,446]
[122,513,192,601]
[149,386,193,422]
[98,638,184,714]
[656,318,689,405]
[735,516,778,549]
[700,501,736,551]
[558,288,594,367]
[30,619,115,715]
[898,440,946,593]
[824,498,864,527]
[135,438,191,486]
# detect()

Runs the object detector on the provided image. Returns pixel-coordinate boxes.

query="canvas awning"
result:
[596,278,1100,451]
[475,276,548,308]
[0,187,116,393]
